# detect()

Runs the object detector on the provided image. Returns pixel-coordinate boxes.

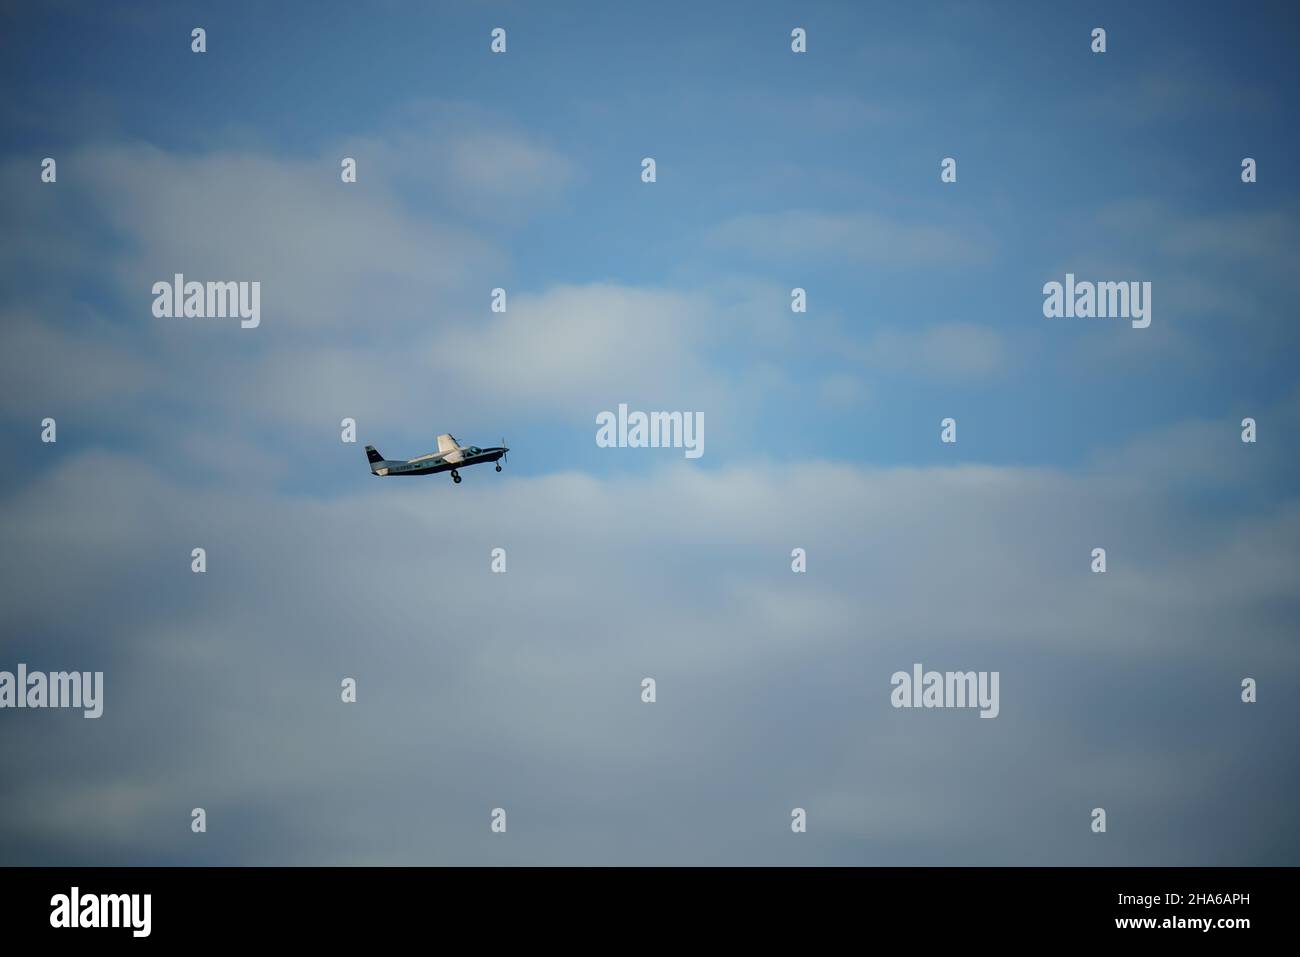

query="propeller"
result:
[501,438,507,465]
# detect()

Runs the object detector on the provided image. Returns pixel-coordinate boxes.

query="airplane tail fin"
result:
[365,446,388,474]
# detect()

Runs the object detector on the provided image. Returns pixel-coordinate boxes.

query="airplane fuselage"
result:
[375,447,506,476]
[367,436,508,484]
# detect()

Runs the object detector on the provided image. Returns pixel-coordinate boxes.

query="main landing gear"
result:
[451,470,461,484]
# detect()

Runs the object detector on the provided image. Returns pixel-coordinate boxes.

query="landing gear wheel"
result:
[495,464,502,472]
[452,471,461,484]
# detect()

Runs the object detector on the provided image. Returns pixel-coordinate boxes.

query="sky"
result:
[0,0,1297,865]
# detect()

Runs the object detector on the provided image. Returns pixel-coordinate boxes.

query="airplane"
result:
[365,434,509,484]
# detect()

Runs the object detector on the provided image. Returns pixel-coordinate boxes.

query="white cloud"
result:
[337,101,575,223]
[707,209,994,266]
[85,143,500,331]
[1,443,1295,864]
[428,283,726,416]
[859,321,1008,380]
[0,311,153,409]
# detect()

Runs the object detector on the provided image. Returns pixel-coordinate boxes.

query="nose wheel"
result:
[495,463,502,472]
[451,470,461,484]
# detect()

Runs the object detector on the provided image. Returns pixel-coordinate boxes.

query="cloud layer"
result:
[1,439,1295,864]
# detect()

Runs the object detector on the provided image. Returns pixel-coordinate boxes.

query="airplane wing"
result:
[436,433,460,454]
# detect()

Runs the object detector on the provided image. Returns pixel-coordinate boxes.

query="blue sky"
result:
[1,1,1297,864]
[5,1,1298,486]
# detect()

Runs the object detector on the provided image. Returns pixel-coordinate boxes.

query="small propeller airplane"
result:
[365,434,509,484]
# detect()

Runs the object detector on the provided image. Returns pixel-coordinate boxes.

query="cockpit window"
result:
[469,446,482,454]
